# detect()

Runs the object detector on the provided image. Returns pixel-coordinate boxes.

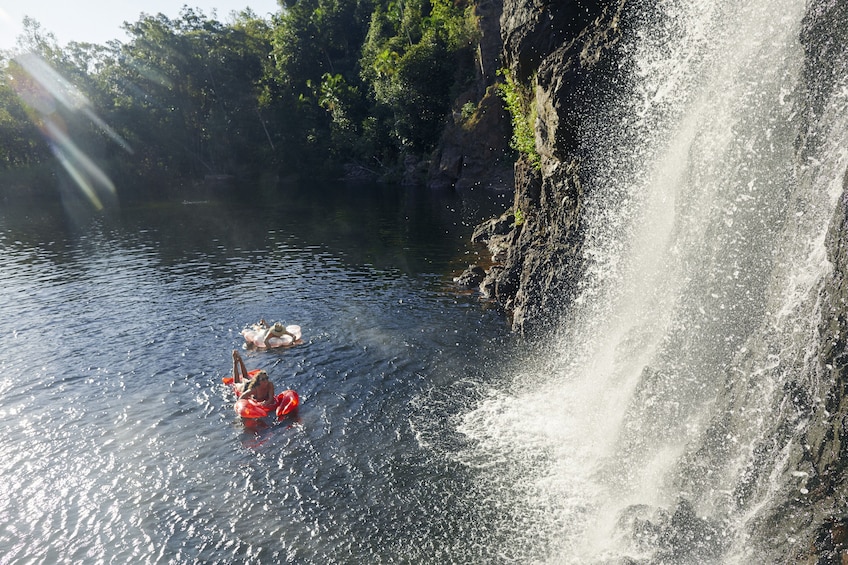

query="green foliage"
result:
[1,0,486,189]
[359,0,476,156]
[497,68,540,169]
[514,207,524,226]
[460,101,476,122]
[269,0,376,170]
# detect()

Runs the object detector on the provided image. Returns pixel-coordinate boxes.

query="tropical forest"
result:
[0,0,503,201]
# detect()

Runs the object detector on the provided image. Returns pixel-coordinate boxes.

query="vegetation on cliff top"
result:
[0,0,481,195]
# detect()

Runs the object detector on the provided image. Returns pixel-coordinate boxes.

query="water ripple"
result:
[0,191,511,564]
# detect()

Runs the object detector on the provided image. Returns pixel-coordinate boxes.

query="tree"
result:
[93,8,278,179]
[1,0,484,187]
[268,0,377,168]
[360,0,476,155]
[0,56,51,169]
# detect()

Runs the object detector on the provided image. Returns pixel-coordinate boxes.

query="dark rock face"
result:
[501,0,610,82]
[492,157,586,335]
[472,0,626,335]
[788,170,848,564]
[747,1,848,562]
[429,85,514,192]
[428,0,514,193]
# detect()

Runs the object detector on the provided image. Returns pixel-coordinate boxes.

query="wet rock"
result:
[658,499,726,561]
[617,500,727,563]
[471,210,515,243]
[454,265,486,288]
[811,516,848,565]
[469,1,627,335]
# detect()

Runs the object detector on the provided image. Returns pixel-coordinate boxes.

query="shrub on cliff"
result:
[497,68,540,169]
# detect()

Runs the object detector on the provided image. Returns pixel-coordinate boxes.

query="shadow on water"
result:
[0,177,511,280]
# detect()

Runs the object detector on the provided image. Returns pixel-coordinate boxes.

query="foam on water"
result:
[456,0,848,561]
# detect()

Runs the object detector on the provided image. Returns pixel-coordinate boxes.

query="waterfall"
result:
[457,0,848,562]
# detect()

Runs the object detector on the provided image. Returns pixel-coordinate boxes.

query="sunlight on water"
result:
[0,188,513,563]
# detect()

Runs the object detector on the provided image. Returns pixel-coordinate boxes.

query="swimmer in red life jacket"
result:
[231,350,276,406]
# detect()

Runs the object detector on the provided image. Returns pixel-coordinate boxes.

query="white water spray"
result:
[457,0,848,562]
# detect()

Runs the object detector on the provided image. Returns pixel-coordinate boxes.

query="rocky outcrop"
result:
[429,85,514,192]
[428,0,514,192]
[469,0,627,334]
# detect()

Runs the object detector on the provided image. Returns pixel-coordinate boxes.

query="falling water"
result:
[457,0,848,562]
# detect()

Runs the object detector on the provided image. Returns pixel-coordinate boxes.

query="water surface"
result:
[0,180,519,563]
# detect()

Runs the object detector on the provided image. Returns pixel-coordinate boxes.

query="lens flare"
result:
[10,52,132,210]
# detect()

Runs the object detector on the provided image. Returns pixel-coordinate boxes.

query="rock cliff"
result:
[466,0,848,561]
[466,0,627,335]
[770,2,848,561]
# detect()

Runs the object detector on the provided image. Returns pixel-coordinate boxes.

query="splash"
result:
[457,0,847,561]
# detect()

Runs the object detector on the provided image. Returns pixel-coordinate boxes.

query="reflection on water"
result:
[0,180,517,563]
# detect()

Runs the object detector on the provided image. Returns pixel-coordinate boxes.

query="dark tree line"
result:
[0,1,479,193]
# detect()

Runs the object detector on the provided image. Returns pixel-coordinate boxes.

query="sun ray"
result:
[11,51,132,209]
